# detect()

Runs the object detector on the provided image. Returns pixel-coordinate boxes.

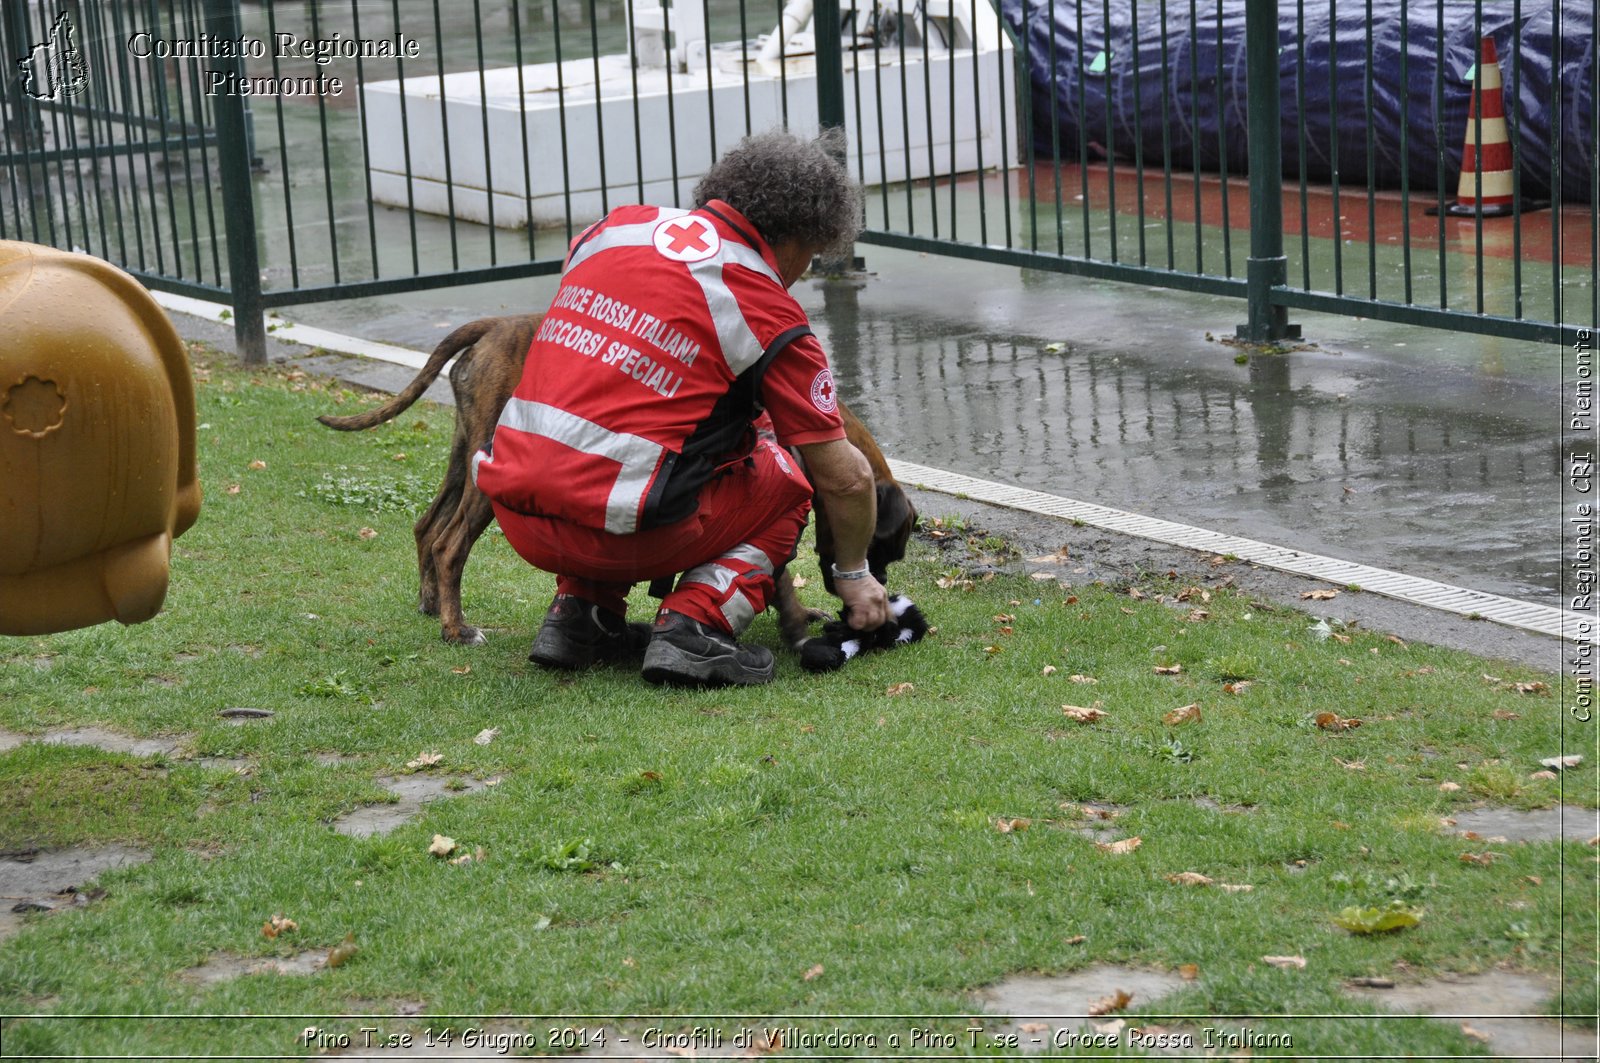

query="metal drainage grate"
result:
[890,459,1592,645]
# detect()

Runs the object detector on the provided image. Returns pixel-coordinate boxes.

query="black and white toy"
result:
[798,593,928,673]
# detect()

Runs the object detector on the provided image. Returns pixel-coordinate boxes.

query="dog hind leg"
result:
[432,483,497,646]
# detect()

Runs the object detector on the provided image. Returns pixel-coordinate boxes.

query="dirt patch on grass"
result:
[1346,971,1588,1062]
[332,776,495,838]
[180,949,327,986]
[1449,806,1599,844]
[0,844,151,942]
[981,964,1190,1052]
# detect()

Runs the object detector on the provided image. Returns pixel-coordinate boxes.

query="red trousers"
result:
[492,437,813,634]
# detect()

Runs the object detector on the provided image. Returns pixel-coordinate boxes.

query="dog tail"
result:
[316,317,499,431]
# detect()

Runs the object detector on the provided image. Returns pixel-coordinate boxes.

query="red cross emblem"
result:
[810,369,838,414]
[652,215,719,262]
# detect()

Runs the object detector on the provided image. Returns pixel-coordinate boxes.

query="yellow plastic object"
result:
[0,241,200,635]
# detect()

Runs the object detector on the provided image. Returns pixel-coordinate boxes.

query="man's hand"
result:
[797,436,890,631]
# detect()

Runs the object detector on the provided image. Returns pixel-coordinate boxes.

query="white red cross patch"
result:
[652,215,720,263]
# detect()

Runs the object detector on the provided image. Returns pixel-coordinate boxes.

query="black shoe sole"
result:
[641,642,774,687]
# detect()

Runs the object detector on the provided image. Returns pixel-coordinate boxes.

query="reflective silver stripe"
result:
[470,447,489,485]
[496,397,664,534]
[722,541,776,575]
[564,210,684,273]
[690,257,766,374]
[720,590,758,634]
[680,560,738,595]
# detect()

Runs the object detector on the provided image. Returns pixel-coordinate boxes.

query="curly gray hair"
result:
[693,128,861,253]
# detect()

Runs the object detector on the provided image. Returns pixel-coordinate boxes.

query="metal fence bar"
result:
[1238,0,1293,340]
[202,0,265,363]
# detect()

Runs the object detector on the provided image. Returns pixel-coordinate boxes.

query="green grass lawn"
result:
[0,345,1594,1058]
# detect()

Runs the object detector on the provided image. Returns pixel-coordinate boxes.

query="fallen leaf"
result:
[1334,905,1423,934]
[1331,632,1353,644]
[1513,682,1549,695]
[983,645,1004,655]
[1333,757,1366,771]
[428,834,458,858]
[1539,755,1583,771]
[1163,702,1202,726]
[1062,705,1108,724]
[1482,673,1503,684]
[1165,872,1214,887]
[1386,634,1407,647]
[1065,934,1087,945]
[1086,989,1133,1016]
[1314,712,1361,731]
[1460,1025,1492,1044]
[994,817,1031,834]
[801,963,824,981]
[1301,589,1339,601]
[1525,875,1543,886]
[1262,955,1306,970]
[260,913,298,939]
[1091,1018,1126,1036]
[1223,681,1253,695]
[248,459,267,470]
[885,682,915,696]
[1068,674,1098,684]
[451,665,471,676]
[1041,665,1058,676]
[1438,781,1461,792]
[1127,587,1146,600]
[1529,770,1559,780]
[406,752,444,769]
[325,931,357,968]
[1120,607,1135,615]
[1347,976,1395,988]
[1153,664,1183,675]
[358,527,378,540]
[1184,609,1211,623]
[1218,883,1254,893]
[226,483,241,495]
[1096,836,1142,855]
[473,727,501,745]
[1178,963,1200,981]
[1492,709,1520,721]
[1459,852,1495,866]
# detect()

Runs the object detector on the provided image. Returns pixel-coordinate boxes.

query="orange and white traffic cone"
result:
[1448,35,1516,217]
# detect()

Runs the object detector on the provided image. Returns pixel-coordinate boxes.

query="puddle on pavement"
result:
[1450,806,1600,844]
[980,965,1190,1053]
[333,776,494,838]
[181,949,327,986]
[0,844,152,942]
[1346,971,1590,1063]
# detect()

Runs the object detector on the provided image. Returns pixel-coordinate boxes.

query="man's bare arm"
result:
[797,436,890,630]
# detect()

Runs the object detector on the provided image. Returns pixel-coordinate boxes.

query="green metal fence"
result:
[2,0,1593,360]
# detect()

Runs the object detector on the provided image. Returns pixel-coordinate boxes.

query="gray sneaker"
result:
[641,611,775,687]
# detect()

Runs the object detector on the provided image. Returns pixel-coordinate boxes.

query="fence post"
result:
[203,0,267,363]
[1237,0,1299,342]
[812,0,860,273]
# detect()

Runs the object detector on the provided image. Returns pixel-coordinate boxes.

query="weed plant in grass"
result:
[0,346,1593,1057]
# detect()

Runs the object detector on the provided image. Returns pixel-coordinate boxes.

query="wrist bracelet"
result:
[831,563,872,581]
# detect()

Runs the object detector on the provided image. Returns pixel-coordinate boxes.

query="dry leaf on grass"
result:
[1153,664,1183,675]
[1165,872,1214,887]
[260,913,298,939]
[451,665,471,675]
[1041,665,1058,676]
[1069,674,1098,684]
[473,727,501,745]
[1062,704,1108,723]
[1438,781,1461,792]
[801,963,824,981]
[1065,934,1087,945]
[1540,754,1584,771]
[1178,964,1200,981]
[1314,712,1361,731]
[325,931,357,968]
[994,817,1031,834]
[1086,989,1133,1016]
[1460,1025,1492,1044]
[1530,770,1559,780]
[1096,836,1142,855]
[358,527,378,540]
[1333,757,1366,771]
[1163,703,1202,726]
[1218,883,1254,893]
[247,459,267,470]
[1492,709,1521,721]
[1300,589,1339,601]
[1513,681,1550,695]
[406,751,444,769]
[1091,1019,1126,1036]
[449,846,487,867]
[428,834,458,858]
[1262,955,1306,970]
[885,682,915,696]
[1459,852,1496,866]
[1222,681,1253,695]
